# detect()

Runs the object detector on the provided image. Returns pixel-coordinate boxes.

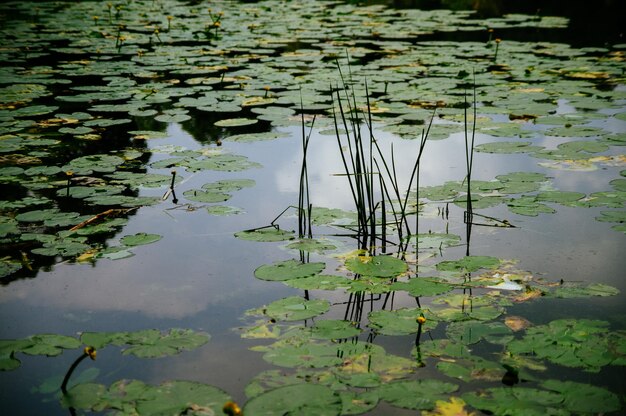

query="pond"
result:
[0,0,625,415]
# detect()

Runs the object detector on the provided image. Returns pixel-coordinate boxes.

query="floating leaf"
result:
[205,205,243,216]
[507,319,625,371]
[244,384,342,416]
[345,255,407,278]
[262,296,330,322]
[475,141,543,154]
[214,118,258,127]
[462,387,565,416]
[254,259,325,281]
[120,233,162,247]
[135,381,230,415]
[436,256,500,273]
[284,238,338,253]
[412,233,461,249]
[31,239,91,257]
[368,308,434,335]
[390,277,453,297]
[310,320,361,340]
[541,379,621,414]
[183,189,231,203]
[446,321,513,345]
[310,207,358,225]
[235,228,295,242]
[379,379,459,410]
[550,282,620,298]
[122,329,210,358]
[283,274,351,290]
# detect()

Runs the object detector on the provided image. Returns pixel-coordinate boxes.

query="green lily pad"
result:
[310,320,361,340]
[550,282,620,298]
[541,379,621,414]
[15,208,60,223]
[202,179,255,192]
[254,260,325,282]
[283,274,351,290]
[135,381,230,416]
[389,277,453,297]
[368,308,434,335]
[462,387,566,416]
[446,320,513,345]
[507,196,556,216]
[475,141,543,154]
[244,383,342,416]
[235,227,295,242]
[20,334,81,357]
[263,296,330,321]
[310,207,358,225]
[205,205,244,216]
[122,329,210,358]
[31,239,91,257]
[0,260,22,278]
[595,210,626,223]
[436,256,501,273]
[284,238,338,253]
[214,118,258,127]
[437,355,506,383]
[411,233,461,249]
[378,379,459,410]
[344,255,407,278]
[183,189,231,203]
[120,233,162,247]
[536,190,585,204]
[507,319,625,372]
[224,132,290,142]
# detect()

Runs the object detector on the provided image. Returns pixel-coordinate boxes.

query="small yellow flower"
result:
[84,346,97,360]
[495,38,501,43]
[416,316,426,325]
[223,401,242,416]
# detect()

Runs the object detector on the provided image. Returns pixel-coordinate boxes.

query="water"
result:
[0,0,625,414]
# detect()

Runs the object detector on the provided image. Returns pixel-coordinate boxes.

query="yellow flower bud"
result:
[84,346,97,360]
[416,316,426,325]
[223,401,242,416]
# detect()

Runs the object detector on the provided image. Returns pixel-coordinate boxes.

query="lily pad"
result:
[310,320,361,340]
[284,238,338,253]
[215,118,258,127]
[235,227,295,242]
[120,233,162,247]
[344,255,407,278]
[389,278,453,297]
[378,379,459,410]
[282,274,351,290]
[262,296,330,321]
[506,319,625,372]
[368,308,434,335]
[436,256,500,273]
[462,387,565,416]
[244,383,342,416]
[254,260,325,282]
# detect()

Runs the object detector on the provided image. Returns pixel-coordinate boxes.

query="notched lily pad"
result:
[235,227,295,242]
[254,259,325,282]
[345,255,408,278]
